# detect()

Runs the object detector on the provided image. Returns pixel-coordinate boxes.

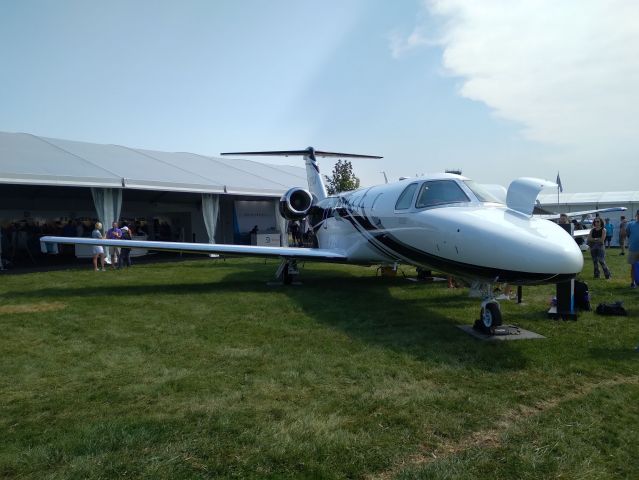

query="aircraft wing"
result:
[39,236,347,262]
[537,206,627,221]
[572,228,591,238]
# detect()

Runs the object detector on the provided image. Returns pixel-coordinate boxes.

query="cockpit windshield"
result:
[463,180,504,204]
[415,180,470,208]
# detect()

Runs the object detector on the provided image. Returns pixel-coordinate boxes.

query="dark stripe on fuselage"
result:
[340,203,574,285]
[336,204,404,260]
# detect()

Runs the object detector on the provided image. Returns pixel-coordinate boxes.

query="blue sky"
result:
[1,1,637,191]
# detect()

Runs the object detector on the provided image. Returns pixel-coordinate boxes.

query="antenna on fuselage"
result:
[221,147,382,201]
[380,171,388,184]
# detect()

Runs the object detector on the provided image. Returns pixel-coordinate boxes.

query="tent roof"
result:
[538,191,639,205]
[0,131,306,196]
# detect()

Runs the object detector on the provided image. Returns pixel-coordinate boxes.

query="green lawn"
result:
[1,252,638,479]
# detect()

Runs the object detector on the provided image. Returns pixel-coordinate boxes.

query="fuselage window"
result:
[415,180,470,208]
[395,183,418,210]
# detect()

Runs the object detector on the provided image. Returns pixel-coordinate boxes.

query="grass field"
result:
[1,252,638,479]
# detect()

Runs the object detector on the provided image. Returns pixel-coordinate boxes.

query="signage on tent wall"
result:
[233,200,276,233]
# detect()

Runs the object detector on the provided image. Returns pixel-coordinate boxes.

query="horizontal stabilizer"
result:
[221,148,382,159]
[221,147,381,202]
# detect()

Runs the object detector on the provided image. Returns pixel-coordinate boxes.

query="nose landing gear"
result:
[476,300,502,334]
[472,283,503,334]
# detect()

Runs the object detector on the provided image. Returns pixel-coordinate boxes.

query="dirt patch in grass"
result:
[371,374,639,480]
[0,302,66,314]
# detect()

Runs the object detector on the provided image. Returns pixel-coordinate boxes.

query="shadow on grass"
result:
[1,265,528,372]
[223,269,530,373]
[588,347,639,362]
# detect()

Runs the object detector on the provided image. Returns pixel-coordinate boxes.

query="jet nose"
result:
[511,217,584,276]
[422,208,584,282]
[560,235,584,274]
[452,210,584,281]
[542,230,584,274]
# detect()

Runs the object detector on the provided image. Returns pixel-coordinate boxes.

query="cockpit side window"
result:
[463,180,504,203]
[415,180,470,208]
[395,183,418,210]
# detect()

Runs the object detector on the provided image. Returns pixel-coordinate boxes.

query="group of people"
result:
[1,219,90,261]
[600,215,629,251]
[91,221,133,271]
[576,211,639,287]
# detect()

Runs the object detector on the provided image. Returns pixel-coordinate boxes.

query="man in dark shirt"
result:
[106,221,122,268]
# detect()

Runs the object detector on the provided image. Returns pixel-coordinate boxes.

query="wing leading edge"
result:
[39,236,347,262]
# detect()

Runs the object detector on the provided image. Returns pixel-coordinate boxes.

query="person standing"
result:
[106,221,122,268]
[0,226,4,271]
[558,214,573,236]
[619,216,628,255]
[61,220,76,256]
[604,218,614,248]
[118,226,132,268]
[626,210,639,288]
[289,220,302,247]
[91,222,105,271]
[571,219,584,246]
[587,218,611,279]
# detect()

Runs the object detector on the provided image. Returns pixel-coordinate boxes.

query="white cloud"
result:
[402,0,639,153]
[389,28,430,59]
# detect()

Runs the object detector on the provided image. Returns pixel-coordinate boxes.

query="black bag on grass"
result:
[574,280,591,311]
[595,302,627,316]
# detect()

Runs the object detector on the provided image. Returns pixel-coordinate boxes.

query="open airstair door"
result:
[506,177,556,216]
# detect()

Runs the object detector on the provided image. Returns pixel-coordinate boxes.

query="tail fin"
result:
[221,147,382,201]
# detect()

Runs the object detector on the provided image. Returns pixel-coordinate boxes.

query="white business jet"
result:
[41,147,584,331]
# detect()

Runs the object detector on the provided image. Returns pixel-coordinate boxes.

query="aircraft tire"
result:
[282,263,292,285]
[480,302,502,333]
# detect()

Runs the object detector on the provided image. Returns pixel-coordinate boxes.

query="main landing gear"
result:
[275,259,300,285]
[473,283,503,334]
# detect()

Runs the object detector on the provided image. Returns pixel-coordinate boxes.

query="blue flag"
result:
[556,172,563,193]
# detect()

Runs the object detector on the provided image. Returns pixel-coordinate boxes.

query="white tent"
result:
[538,191,639,206]
[0,132,306,254]
[0,131,305,195]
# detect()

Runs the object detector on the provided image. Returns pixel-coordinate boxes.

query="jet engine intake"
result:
[279,188,313,220]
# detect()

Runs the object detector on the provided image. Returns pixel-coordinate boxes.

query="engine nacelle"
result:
[279,188,313,220]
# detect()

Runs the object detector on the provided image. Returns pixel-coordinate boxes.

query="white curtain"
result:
[202,194,220,244]
[91,187,123,263]
[274,201,289,247]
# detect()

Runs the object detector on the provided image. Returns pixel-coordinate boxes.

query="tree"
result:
[325,160,360,195]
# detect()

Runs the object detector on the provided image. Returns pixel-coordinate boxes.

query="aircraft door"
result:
[364,190,384,228]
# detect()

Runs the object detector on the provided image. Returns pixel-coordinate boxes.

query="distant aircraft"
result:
[42,147,586,332]
[537,208,627,243]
